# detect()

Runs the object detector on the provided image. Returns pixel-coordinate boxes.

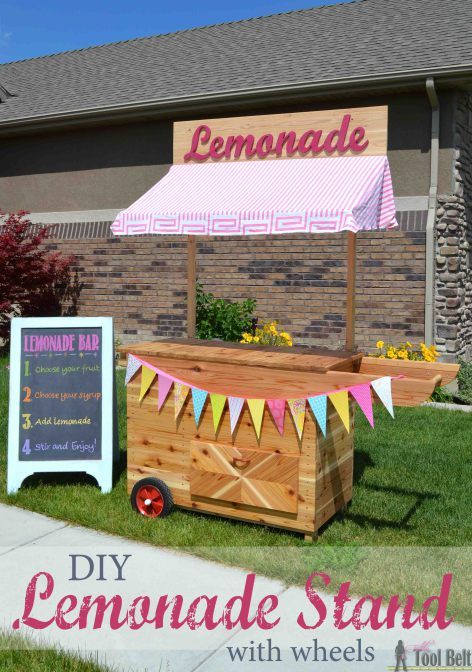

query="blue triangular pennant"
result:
[192,388,208,426]
[308,395,327,437]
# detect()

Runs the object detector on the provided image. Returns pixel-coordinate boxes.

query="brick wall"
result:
[45,213,426,352]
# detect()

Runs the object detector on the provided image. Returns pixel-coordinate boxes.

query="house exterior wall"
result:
[0,90,461,354]
[0,92,454,211]
[434,91,472,362]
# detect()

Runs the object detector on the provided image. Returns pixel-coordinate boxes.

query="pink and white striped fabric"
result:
[111,155,397,237]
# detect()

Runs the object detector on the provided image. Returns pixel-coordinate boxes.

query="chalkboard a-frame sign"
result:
[7,316,114,494]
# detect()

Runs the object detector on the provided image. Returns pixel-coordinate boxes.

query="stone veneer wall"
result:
[44,212,426,352]
[435,92,472,362]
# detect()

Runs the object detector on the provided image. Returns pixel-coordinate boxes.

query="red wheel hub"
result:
[135,485,164,517]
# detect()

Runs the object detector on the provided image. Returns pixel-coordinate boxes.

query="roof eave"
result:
[1,64,472,135]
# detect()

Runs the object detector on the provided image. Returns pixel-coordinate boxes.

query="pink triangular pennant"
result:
[158,374,173,410]
[267,399,285,435]
[349,384,374,428]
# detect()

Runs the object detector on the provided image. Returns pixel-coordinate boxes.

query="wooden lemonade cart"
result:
[113,107,459,540]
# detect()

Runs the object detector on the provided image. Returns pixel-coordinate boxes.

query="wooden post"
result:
[187,236,197,338]
[345,232,357,351]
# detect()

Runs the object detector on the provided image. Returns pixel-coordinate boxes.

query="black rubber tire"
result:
[130,477,174,518]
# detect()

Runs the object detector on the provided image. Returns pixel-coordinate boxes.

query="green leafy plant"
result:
[196,283,256,342]
[430,386,454,403]
[456,359,472,405]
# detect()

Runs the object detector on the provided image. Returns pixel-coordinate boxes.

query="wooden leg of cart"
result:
[304,532,319,543]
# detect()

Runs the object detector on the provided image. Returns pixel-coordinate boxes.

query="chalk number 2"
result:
[22,386,31,403]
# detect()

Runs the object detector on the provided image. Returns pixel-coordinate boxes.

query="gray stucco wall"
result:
[0,91,455,213]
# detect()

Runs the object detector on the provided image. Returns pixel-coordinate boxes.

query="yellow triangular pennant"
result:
[328,390,350,432]
[210,393,226,432]
[287,398,306,439]
[247,399,265,439]
[139,366,156,402]
[174,382,190,419]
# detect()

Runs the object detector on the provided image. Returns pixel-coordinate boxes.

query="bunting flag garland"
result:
[174,382,190,419]
[350,384,374,428]
[158,374,173,411]
[192,388,208,427]
[247,399,265,439]
[125,354,142,385]
[210,393,226,432]
[328,390,350,432]
[139,366,156,402]
[267,399,285,435]
[126,353,398,439]
[287,398,306,440]
[228,397,245,434]
[308,395,327,437]
[371,376,395,418]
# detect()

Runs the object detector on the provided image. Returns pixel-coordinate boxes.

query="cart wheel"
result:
[131,478,174,518]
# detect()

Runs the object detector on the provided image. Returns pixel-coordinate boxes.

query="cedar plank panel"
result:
[120,338,362,373]
[126,367,355,536]
[173,106,388,163]
[361,356,459,386]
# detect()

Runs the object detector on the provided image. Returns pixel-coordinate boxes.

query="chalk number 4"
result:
[22,439,31,456]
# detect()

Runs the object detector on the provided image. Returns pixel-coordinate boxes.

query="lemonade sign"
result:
[7,317,114,493]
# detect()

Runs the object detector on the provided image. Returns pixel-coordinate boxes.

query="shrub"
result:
[196,283,256,342]
[0,211,76,346]
[241,320,293,347]
[456,359,472,405]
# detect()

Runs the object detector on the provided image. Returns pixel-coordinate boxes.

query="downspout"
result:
[425,77,439,345]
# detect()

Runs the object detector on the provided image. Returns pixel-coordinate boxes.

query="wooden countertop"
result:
[119,338,363,373]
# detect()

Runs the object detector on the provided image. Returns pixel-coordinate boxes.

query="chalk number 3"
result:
[22,414,32,430]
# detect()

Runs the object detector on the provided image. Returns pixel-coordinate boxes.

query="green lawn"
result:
[0,632,114,671]
[1,361,471,623]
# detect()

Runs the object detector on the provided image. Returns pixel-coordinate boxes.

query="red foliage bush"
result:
[0,211,76,345]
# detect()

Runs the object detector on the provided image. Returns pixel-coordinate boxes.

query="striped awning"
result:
[111,155,397,237]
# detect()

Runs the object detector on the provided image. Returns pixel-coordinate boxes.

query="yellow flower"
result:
[386,348,396,359]
[376,340,384,349]
[406,341,412,348]
[253,336,260,343]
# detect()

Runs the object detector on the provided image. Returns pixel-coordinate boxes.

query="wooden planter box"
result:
[122,339,459,540]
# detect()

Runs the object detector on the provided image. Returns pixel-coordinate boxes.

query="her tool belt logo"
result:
[389,641,472,671]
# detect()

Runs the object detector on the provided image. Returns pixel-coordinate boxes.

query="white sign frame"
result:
[7,316,114,494]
